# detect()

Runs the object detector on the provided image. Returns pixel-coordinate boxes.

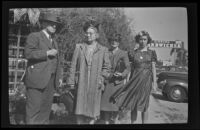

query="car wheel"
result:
[167,86,186,102]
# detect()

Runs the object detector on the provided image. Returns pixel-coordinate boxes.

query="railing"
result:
[8,61,73,95]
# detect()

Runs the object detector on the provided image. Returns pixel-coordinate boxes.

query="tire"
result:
[167,86,186,102]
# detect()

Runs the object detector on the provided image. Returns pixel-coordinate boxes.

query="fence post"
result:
[14,26,21,90]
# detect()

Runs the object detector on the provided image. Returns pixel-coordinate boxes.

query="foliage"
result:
[13,8,40,26]
[52,8,136,62]
[170,48,188,66]
[11,8,136,61]
[10,8,136,77]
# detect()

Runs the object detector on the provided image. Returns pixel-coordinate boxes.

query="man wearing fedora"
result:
[24,13,62,124]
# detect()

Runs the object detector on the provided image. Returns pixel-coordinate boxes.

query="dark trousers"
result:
[26,74,55,124]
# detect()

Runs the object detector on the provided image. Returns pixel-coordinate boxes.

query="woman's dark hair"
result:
[83,20,100,33]
[135,30,152,44]
[108,33,121,43]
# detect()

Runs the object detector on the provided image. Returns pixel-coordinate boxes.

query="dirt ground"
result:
[49,90,188,124]
[117,91,188,124]
[10,89,188,125]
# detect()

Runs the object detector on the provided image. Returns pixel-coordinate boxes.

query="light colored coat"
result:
[68,43,111,118]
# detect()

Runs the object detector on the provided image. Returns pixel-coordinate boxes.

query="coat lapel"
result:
[113,49,122,70]
[79,43,88,65]
[52,39,60,58]
[52,39,58,49]
[93,43,101,54]
[40,31,53,49]
[80,43,101,65]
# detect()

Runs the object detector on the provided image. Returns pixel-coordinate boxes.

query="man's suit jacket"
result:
[24,31,61,89]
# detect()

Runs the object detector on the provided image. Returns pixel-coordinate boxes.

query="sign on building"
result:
[163,60,173,66]
[148,40,183,48]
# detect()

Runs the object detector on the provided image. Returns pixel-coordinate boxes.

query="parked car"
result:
[157,71,188,102]
[156,65,188,75]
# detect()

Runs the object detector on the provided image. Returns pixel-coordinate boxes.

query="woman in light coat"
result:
[68,21,111,124]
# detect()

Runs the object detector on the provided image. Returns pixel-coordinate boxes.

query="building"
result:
[8,10,31,94]
[162,59,173,66]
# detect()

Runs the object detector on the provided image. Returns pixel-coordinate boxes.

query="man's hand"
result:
[114,72,122,77]
[47,49,58,57]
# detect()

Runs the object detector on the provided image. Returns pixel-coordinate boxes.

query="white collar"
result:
[112,47,119,54]
[42,30,50,39]
[87,42,97,49]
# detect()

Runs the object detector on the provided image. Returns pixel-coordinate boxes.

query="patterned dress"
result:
[111,48,157,112]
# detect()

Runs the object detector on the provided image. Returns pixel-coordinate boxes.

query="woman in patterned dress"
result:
[110,30,157,124]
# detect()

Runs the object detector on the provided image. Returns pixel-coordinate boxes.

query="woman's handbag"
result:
[55,84,75,114]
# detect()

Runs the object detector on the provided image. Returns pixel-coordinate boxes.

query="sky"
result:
[124,8,188,62]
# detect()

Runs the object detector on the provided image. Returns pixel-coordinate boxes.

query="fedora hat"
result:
[40,12,61,24]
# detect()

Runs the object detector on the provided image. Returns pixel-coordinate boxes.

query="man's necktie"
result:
[49,35,52,43]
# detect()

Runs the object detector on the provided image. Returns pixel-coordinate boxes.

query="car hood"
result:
[158,72,188,81]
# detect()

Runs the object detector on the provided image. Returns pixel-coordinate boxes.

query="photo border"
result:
[2,1,199,129]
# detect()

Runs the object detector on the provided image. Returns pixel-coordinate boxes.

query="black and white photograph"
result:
[1,2,199,128]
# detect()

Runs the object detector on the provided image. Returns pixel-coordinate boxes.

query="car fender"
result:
[163,79,188,94]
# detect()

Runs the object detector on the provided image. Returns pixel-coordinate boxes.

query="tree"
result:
[170,47,188,66]
[13,8,40,26]
[52,8,135,61]
[11,8,136,76]
[12,8,135,61]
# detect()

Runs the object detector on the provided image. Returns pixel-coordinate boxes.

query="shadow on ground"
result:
[151,93,170,102]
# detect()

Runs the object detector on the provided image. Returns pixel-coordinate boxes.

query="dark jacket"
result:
[24,31,62,89]
[108,49,131,85]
